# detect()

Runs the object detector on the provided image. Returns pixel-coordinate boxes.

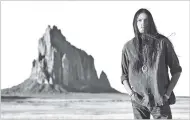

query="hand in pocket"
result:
[131,92,144,104]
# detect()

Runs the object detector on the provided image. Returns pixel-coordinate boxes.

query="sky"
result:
[1,1,189,96]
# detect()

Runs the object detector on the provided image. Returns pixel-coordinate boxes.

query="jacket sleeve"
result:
[165,39,182,76]
[121,46,129,84]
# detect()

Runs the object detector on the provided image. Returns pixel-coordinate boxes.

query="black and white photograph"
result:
[1,1,190,119]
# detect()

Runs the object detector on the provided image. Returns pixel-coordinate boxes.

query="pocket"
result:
[133,92,145,104]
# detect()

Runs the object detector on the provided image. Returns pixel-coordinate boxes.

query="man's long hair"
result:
[132,8,159,71]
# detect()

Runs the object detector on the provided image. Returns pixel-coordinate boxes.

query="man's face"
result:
[137,13,149,34]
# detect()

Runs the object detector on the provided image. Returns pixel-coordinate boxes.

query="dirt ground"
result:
[1,93,190,119]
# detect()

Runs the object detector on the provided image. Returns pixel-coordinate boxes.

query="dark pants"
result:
[131,100,172,119]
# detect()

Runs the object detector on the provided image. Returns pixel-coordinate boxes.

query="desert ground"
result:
[1,93,190,119]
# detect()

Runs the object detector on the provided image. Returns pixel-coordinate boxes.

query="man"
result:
[121,8,182,119]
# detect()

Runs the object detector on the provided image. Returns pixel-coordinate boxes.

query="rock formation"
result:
[1,25,119,95]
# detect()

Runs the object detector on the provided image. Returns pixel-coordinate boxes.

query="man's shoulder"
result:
[155,34,169,42]
[156,34,173,46]
[122,38,135,51]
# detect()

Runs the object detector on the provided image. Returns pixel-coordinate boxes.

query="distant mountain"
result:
[1,25,119,95]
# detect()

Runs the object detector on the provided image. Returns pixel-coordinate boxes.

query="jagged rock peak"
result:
[100,71,106,77]
[46,25,61,32]
[44,25,65,39]
[99,70,111,88]
[1,25,120,95]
